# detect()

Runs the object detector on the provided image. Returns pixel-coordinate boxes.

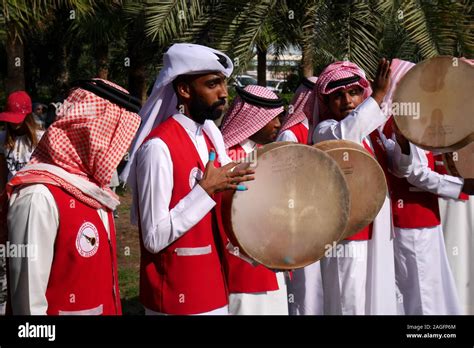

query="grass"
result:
[114,185,144,315]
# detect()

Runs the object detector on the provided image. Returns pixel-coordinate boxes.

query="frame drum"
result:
[314,140,387,239]
[393,56,474,152]
[221,143,350,270]
[442,142,474,178]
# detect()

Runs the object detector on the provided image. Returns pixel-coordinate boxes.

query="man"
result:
[277,77,317,144]
[436,155,474,314]
[32,102,46,130]
[312,59,407,315]
[437,58,474,315]
[124,43,254,315]
[386,126,473,314]
[219,84,288,315]
[382,58,474,315]
[6,79,141,314]
[221,85,283,158]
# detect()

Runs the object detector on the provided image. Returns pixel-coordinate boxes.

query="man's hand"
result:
[392,120,410,155]
[462,178,474,195]
[199,150,255,196]
[371,58,391,106]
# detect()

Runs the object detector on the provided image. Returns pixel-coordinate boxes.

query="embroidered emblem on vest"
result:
[189,167,203,189]
[76,222,100,257]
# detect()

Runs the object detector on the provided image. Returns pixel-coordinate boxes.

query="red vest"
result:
[138,117,228,314]
[383,121,441,228]
[221,144,279,293]
[286,122,309,144]
[45,185,121,315]
[434,154,468,201]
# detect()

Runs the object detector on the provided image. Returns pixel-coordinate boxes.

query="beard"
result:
[189,97,226,124]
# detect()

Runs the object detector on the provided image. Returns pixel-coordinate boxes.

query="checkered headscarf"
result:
[315,61,371,122]
[279,77,317,134]
[309,61,372,139]
[221,85,284,149]
[9,79,141,209]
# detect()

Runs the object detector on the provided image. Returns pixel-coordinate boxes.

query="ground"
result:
[115,186,143,315]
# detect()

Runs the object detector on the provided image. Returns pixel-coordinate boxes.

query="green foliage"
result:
[0,0,472,100]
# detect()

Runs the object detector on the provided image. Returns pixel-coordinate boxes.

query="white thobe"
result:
[439,195,474,315]
[7,184,111,315]
[391,145,463,315]
[313,97,399,315]
[132,114,232,315]
[276,118,309,143]
[227,138,289,315]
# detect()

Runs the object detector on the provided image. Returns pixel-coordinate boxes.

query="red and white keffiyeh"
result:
[280,76,317,133]
[307,61,371,141]
[7,79,141,210]
[221,85,284,149]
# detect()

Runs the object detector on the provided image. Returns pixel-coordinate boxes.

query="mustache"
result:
[211,99,226,109]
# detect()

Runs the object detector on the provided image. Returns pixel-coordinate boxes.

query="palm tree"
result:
[310,0,473,77]
[1,0,35,92]
[0,0,99,94]
[71,1,124,79]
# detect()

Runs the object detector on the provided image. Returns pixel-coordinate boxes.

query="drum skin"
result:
[393,56,474,152]
[443,142,474,178]
[221,143,350,270]
[314,140,387,239]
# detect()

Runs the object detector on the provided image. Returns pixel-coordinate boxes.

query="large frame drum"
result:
[393,56,474,152]
[442,142,474,178]
[314,140,387,239]
[221,143,350,270]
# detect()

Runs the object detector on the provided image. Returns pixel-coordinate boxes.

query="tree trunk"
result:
[127,47,147,104]
[257,46,267,86]
[24,38,36,98]
[54,45,70,96]
[301,41,314,77]
[95,43,109,79]
[4,23,25,94]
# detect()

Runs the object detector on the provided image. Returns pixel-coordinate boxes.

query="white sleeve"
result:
[406,144,464,199]
[7,184,59,315]
[135,138,216,254]
[313,97,388,143]
[276,130,298,143]
[381,132,413,178]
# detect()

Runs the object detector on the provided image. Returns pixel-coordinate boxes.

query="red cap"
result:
[0,91,32,124]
